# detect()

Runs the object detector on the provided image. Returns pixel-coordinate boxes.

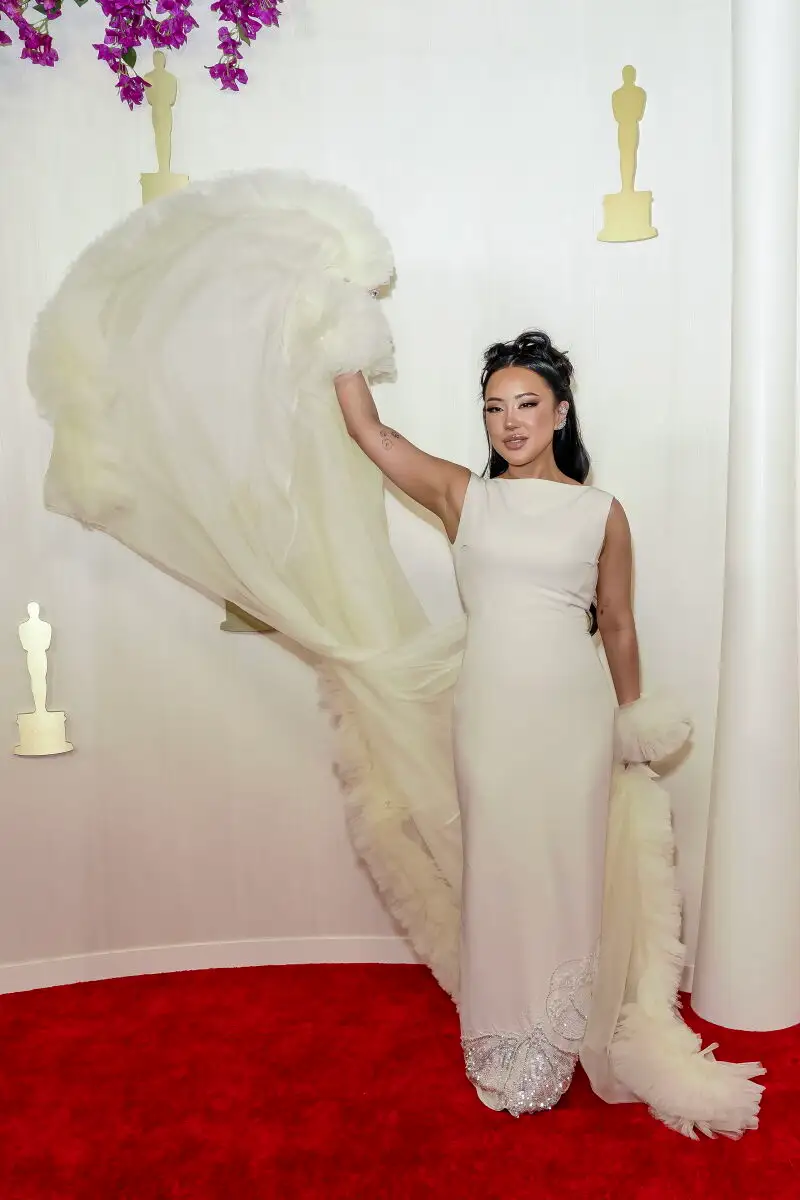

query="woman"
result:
[29,170,763,1134]
[334,329,640,1115]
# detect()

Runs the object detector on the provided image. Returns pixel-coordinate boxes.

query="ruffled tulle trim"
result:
[316,664,461,1000]
[608,765,765,1139]
[614,694,693,765]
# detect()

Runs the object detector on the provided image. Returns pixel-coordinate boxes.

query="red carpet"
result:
[0,963,794,1199]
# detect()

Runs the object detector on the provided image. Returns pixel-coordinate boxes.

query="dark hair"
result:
[480,330,590,484]
[480,330,597,633]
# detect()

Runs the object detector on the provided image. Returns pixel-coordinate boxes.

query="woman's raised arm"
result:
[334,371,470,542]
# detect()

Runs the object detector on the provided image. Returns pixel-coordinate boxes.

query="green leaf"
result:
[33,4,49,13]
[122,48,137,68]
[236,24,250,46]
[73,0,90,5]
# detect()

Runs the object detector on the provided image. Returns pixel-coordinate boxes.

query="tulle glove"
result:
[304,277,395,381]
[614,694,692,766]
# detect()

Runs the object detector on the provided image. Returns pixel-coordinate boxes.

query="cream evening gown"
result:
[453,473,616,1115]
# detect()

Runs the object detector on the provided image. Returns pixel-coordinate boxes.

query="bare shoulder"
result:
[599,495,632,551]
[606,495,629,528]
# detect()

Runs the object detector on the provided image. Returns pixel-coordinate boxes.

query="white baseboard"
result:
[0,940,699,1001]
[0,935,418,995]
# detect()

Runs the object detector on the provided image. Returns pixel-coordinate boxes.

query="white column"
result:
[692,0,800,1030]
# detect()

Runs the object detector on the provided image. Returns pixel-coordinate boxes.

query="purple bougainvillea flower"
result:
[209,59,248,91]
[253,4,279,27]
[92,41,122,70]
[116,69,147,106]
[21,29,58,65]
[216,25,241,58]
[2,0,281,101]
[237,14,262,40]
[209,0,238,23]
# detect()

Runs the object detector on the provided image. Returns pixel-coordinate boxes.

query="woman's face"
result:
[483,366,568,468]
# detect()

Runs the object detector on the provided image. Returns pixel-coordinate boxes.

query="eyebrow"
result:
[484,391,541,403]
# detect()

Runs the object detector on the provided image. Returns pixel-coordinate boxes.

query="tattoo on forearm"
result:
[379,427,401,451]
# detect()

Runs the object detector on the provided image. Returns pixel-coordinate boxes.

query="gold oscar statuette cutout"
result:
[140,52,189,205]
[14,603,74,757]
[220,601,276,635]
[598,65,658,244]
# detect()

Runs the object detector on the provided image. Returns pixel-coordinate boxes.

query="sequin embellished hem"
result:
[462,951,596,1116]
[464,1027,578,1116]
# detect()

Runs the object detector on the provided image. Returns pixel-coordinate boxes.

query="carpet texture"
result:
[0,964,794,1199]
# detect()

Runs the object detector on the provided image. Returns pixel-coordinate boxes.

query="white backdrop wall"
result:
[0,0,731,991]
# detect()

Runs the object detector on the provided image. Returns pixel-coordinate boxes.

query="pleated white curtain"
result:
[693,0,800,1032]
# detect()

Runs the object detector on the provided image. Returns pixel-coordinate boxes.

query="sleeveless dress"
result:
[452,474,616,1115]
